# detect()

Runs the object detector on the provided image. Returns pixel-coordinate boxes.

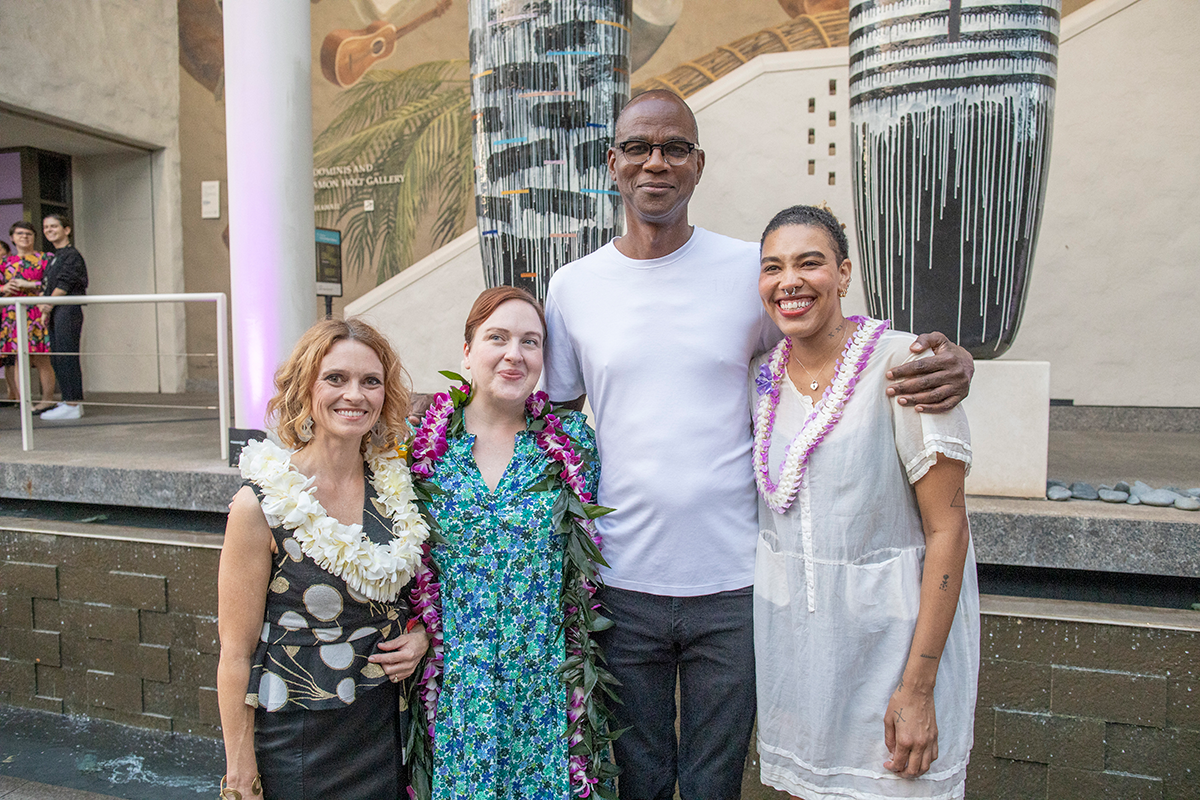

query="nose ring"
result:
[785,287,796,296]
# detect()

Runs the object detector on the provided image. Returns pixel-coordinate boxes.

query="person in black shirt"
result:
[38,213,88,420]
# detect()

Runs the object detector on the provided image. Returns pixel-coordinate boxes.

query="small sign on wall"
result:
[315,228,343,297]
[201,180,220,219]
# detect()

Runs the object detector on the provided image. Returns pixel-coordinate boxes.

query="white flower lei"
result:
[239,439,429,602]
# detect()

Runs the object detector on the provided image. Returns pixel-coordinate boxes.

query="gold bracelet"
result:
[218,775,262,799]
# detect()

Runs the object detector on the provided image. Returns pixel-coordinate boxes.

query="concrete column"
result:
[223,0,317,429]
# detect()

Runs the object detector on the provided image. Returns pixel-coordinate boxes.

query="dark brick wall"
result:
[969,614,1200,800]
[4,529,1197,800]
[741,610,1200,800]
[0,528,222,736]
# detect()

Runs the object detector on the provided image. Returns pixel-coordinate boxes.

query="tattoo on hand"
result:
[920,653,938,660]
[897,677,905,691]
[940,574,949,591]
[894,708,905,722]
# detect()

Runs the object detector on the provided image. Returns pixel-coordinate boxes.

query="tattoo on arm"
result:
[920,653,938,660]
[939,574,949,591]
[951,488,966,508]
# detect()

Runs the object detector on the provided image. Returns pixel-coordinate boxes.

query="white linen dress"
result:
[751,322,979,800]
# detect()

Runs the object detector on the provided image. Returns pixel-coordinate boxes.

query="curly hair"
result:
[266,318,411,453]
[760,204,850,265]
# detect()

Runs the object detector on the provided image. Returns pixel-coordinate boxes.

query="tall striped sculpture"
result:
[849,0,1059,358]
[470,0,631,302]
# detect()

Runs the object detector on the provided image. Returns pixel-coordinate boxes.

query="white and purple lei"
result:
[753,316,889,514]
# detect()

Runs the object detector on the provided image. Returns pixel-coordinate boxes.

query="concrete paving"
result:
[1048,429,1200,488]
[0,393,229,473]
[0,777,121,800]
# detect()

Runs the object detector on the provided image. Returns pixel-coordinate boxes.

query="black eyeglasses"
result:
[615,140,698,166]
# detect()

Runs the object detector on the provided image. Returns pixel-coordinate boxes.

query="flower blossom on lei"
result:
[752,316,889,515]
[403,381,618,800]
[238,439,429,603]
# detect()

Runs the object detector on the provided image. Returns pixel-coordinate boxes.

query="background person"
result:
[751,205,977,799]
[218,318,429,800]
[38,213,87,420]
[1,221,56,410]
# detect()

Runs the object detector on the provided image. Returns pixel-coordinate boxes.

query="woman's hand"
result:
[884,683,939,778]
[369,624,430,682]
[885,332,974,412]
[37,303,51,317]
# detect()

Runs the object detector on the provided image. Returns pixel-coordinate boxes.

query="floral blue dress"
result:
[426,411,599,800]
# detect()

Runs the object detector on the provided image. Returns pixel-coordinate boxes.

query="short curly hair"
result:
[266,318,411,453]
[760,204,850,265]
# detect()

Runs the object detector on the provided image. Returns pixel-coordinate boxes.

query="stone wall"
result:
[4,527,1198,798]
[740,597,1200,800]
[0,525,221,737]
[967,598,1200,800]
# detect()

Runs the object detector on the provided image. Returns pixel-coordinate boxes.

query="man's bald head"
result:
[615,90,700,143]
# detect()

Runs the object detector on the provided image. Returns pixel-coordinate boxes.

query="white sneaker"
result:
[40,403,83,420]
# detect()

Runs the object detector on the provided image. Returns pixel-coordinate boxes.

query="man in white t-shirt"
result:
[543,91,973,800]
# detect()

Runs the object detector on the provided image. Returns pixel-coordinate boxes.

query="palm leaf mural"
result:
[314,60,473,284]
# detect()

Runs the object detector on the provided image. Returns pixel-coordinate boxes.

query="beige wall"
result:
[1001,0,1200,406]
[0,0,187,393]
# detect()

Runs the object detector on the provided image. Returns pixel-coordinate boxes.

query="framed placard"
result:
[315,227,343,297]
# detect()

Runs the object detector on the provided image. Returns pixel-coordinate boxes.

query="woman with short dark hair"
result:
[38,213,88,420]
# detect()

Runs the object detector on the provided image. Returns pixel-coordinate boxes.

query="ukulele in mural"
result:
[321,0,453,88]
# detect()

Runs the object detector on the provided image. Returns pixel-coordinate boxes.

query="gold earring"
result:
[838,287,848,298]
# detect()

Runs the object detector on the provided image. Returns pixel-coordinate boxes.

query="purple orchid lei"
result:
[404,376,619,800]
[752,316,889,514]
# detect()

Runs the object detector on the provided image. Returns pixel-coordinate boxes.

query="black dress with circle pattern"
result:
[243,472,413,800]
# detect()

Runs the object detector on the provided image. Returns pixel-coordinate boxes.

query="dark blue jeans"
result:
[596,585,756,800]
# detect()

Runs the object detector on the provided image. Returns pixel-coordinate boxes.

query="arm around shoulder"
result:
[885,332,974,413]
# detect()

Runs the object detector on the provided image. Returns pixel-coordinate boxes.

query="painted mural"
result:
[178,0,858,308]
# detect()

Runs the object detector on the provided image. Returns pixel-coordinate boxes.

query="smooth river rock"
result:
[1047,486,1072,501]
[1141,489,1181,507]
[1070,482,1100,500]
[1099,489,1129,503]
[1175,497,1200,511]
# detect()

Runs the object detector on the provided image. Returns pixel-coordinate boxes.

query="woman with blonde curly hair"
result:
[217,318,430,800]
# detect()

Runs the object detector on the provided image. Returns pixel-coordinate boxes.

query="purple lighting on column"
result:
[223,0,318,429]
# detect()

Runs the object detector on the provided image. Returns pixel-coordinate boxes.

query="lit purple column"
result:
[223,0,317,429]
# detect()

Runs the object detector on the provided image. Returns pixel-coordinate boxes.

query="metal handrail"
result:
[0,293,230,459]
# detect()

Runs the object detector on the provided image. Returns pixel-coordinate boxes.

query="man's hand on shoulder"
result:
[885,332,974,413]
[407,392,435,427]
[556,395,586,413]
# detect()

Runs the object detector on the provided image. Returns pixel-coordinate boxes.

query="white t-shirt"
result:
[544,227,780,596]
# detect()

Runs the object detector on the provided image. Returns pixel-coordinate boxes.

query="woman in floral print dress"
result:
[1,221,56,408]
[421,287,599,799]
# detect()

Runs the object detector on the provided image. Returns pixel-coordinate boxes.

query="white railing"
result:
[0,293,230,459]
